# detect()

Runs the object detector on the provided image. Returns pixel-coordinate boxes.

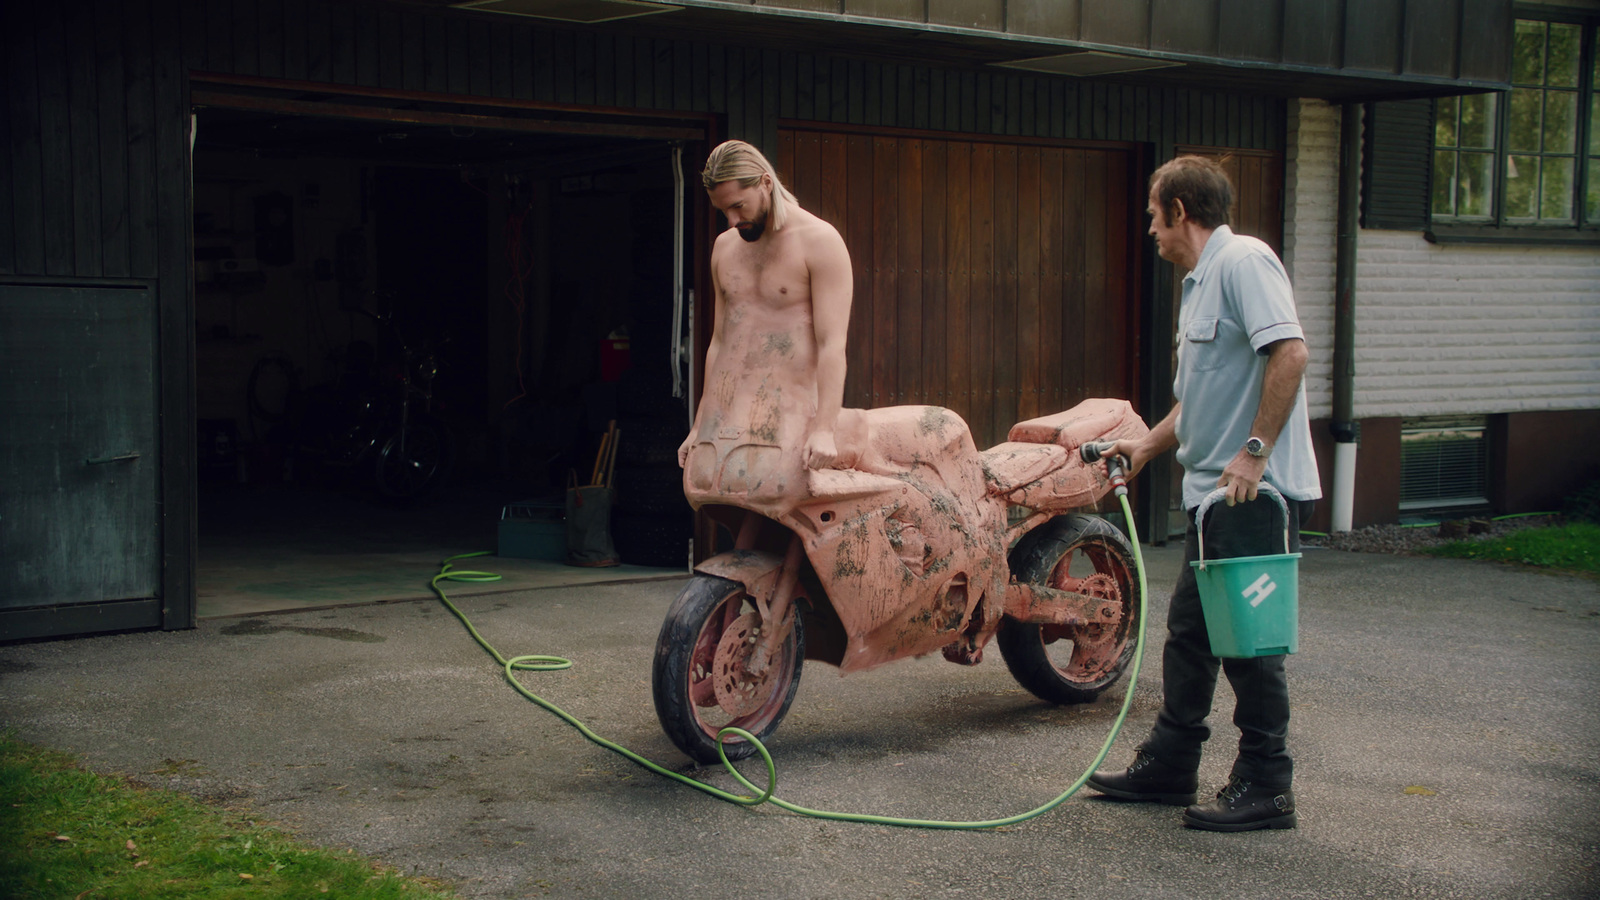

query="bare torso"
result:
[697,219,824,447]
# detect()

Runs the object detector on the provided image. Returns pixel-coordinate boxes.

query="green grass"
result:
[0,734,458,900]
[1424,521,1600,574]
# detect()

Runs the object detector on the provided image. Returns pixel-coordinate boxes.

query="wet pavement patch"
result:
[219,619,387,643]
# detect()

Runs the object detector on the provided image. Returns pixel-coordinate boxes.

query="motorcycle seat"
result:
[980,442,1068,496]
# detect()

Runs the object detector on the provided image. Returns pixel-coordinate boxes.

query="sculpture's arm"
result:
[802,223,853,469]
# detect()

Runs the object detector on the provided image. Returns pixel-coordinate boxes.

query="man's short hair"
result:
[702,140,799,232]
[1150,156,1233,229]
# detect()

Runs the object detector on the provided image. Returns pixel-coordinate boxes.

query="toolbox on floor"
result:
[498,498,566,561]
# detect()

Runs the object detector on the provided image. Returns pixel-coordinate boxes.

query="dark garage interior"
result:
[190,103,697,617]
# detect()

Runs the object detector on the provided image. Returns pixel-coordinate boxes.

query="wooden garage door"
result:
[778,128,1139,450]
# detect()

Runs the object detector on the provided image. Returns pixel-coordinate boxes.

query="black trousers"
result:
[1140,494,1313,789]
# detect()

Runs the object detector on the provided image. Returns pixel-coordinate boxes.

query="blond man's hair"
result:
[701,140,799,232]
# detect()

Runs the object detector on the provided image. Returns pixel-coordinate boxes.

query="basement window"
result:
[1399,415,1490,512]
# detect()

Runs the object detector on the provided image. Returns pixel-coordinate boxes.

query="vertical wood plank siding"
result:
[781,129,1139,447]
[0,0,1286,603]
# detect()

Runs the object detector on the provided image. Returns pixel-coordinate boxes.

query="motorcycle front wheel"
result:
[373,417,452,501]
[997,514,1142,705]
[652,574,805,764]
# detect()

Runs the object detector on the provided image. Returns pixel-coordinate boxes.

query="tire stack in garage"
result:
[611,367,694,571]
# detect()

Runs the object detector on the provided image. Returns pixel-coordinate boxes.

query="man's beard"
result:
[737,214,767,242]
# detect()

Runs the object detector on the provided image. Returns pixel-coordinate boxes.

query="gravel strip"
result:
[1303,514,1565,556]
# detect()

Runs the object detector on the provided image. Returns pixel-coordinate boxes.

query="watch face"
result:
[1246,438,1266,457]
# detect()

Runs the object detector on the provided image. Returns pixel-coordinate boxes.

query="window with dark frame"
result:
[1431,14,1597,232]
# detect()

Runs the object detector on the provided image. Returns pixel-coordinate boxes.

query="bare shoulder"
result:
[711,226,742,257]
[787,207,847,258]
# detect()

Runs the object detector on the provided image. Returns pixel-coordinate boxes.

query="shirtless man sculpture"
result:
[677,140,853,478]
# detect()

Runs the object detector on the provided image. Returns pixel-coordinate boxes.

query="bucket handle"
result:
[1194,483,1291,569]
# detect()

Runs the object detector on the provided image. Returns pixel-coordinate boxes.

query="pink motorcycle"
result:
[655,398,1150,763]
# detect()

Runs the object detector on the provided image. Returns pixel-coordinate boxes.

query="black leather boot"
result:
[1182,776,1297,831]
[1086,750,1199,805]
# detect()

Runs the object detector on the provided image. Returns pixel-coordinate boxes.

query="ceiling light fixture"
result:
[452,0,681,25]
[994,51,1185,78]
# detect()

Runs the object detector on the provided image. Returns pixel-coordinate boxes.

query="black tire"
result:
[373,417,452,501]
[997,514,1142,705]
[653,574,805,764]
[247,354,299,424]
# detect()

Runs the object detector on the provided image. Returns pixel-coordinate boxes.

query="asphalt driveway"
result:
[3,544,1597,899]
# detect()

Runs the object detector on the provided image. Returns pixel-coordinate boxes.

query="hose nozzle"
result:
[1080,442,1130,497]
[1079,441,1116,464]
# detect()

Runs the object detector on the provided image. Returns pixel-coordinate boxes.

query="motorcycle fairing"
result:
[681,400,1146,675]
[786,406,1008,672]
[1002,399,1151,512]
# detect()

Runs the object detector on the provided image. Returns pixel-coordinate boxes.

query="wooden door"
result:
[0,284,162,634]
[778,128,1140,450]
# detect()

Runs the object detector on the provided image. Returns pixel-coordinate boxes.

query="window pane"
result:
[1504,155,1539,218]
[1459,93,1496,148]
[1540,158,1573,221]
[1435,96,1459,147]
[1433,151,1457,215]
[1457,152,1494,218]
[1544,91,1577,153]
[1508,88,1542,153]
[1592,92,1599,157]
[1512,20,1545,85]
[1588,176,1600,222]
[1547,23,1580,87]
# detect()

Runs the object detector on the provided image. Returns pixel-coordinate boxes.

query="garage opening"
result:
[190,87,704,617]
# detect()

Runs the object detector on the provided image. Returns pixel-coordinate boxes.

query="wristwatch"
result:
[1244,436,1272,459]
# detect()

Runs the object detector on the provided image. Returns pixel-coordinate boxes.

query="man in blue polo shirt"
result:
[1087,155,1321,831]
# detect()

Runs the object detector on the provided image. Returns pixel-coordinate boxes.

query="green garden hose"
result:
[428,491,1150,830]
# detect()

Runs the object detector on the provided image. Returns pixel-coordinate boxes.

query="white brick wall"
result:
[1284,98,1340,420]
[1352,233,1600,416]
[1283,100,1600,421]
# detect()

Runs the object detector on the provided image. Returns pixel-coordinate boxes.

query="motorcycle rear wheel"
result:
[373,417,452,501]
[997,514,1142,704]
[653,574,805,764]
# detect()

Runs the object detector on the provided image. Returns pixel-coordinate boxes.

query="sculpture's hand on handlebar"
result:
[803,430,839,470]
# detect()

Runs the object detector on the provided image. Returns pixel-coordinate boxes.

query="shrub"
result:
[1564,479,1600,525]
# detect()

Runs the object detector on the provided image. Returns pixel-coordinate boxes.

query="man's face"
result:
[1146,183,1181,264]
[709,177,771,243]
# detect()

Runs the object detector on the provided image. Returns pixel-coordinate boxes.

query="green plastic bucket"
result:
[1190,486,1300,658]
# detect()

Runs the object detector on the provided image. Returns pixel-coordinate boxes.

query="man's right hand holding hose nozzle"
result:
[1080,441,1134,497]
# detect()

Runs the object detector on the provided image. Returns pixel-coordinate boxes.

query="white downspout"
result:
[1330,103,1361,532]
[670,143,686,402]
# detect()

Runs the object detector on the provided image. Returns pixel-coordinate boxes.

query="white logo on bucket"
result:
[1242,573,1277,608]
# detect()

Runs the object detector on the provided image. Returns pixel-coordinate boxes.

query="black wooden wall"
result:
[2,0,1285,282]
[1,0,1286,624]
